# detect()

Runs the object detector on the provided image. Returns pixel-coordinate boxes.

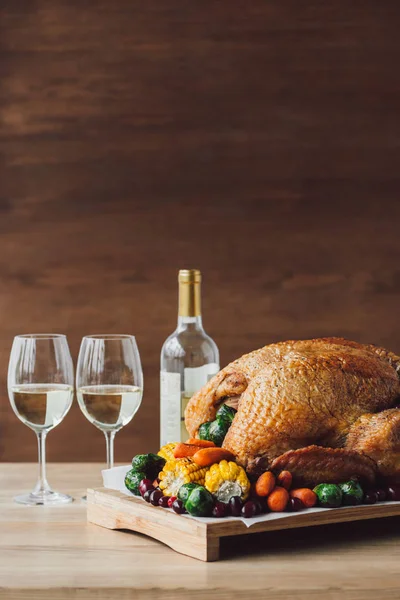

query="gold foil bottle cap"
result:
[178,270,201,316]
[178,269,201,283]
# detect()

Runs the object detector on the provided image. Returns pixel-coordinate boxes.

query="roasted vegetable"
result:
[216,404,237,425]
[158,458,209,497]
[208,419,228,446]
[125,469,146,496]
[186,438,215,448]
[198,417,231,446]
[290,488,317,508]
[267,487,290,512]
[198,422,212,441]
[185,485,214,517]
[313,483,343,508]
[339,480,364,505]
[277,471,292,491]
[132,453,166,480]
[178,482,201,504]
[289,488,318,508]
[255,471,276,497]
[194,447,235,467]
[205,460,250,502]
[158,443,178,462]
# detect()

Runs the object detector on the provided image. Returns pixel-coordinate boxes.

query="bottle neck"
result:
[178,279,202,330]
[177,315,203,330]
[178,281,201,316]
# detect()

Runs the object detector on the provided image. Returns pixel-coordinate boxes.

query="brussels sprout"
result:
[178,483,202,505]
[185,485,214,517]
[131,453,166,480]
[198,416,231,446]
[339,480,364,505]
[209,419,228,446]
[216,404,237,425]
[313,483,343,508]
[125,469,147,496]
[198,422,212,441]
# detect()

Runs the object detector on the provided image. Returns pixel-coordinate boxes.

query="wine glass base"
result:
[14,490,74,506]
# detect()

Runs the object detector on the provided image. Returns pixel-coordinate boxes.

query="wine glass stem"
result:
[34,431,51,494]
[104,431,116,469]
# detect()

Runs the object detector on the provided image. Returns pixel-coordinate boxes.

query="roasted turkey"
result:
[185,338,400,485]
[346,409,400,483]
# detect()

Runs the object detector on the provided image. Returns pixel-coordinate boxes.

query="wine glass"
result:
[76,335,143,469]
[8,334,74,505]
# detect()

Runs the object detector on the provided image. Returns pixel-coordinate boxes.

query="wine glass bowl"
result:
[8,334,74,505]
[76,335,143,469]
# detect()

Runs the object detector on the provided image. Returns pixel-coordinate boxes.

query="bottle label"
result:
[160,371,181,446]
[183,363,220,396]
[181,363,220,441]
[160,363,220,446]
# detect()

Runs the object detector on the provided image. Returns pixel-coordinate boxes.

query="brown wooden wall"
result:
[1,1,400,463]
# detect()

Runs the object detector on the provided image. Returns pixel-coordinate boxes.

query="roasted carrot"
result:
[192,447,235,467]
[255,471,276,497]
[173,443,205,459]
[186,438,215,448]
[267,486,289,512]
[277,470,292,491]
[290,488,317,508]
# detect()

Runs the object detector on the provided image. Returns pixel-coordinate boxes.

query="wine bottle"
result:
[160,269,220,446]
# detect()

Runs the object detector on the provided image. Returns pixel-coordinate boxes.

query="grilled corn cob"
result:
[157,443,178,462]
[159,458,209,497]
[205,460,250,502]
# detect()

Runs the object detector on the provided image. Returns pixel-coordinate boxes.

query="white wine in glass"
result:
[77,385,142,431]
[76,335,143,469]
[8,334,74,505]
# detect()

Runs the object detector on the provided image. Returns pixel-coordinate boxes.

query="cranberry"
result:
[252,500,262,515]
[212,502,227,518]
[139,479,155,497]
[143,489,153,503]
[386,485,400,501]
[158,496,170,508]
[172,499,186,514]
[288,497,304,512]
[241,501,258,518]
[375,489,387,502]
[149,490,163,506]
[363,491,377,505]
[229,496,243,517]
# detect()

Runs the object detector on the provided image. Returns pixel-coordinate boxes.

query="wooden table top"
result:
[1,463,399,600]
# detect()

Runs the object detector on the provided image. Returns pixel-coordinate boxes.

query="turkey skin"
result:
[184,338,400,479]
[346,408,400,483]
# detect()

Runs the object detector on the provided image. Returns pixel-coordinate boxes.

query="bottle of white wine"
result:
[160,269,220,446]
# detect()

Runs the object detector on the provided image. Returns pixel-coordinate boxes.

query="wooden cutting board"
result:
[87,487,400,562]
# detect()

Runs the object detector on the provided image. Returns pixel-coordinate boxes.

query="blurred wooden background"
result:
[1,1,400,462]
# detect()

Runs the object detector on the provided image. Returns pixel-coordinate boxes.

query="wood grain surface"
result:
[1,1,400,462]
[87,487,400,561]
[1,463,400,599]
